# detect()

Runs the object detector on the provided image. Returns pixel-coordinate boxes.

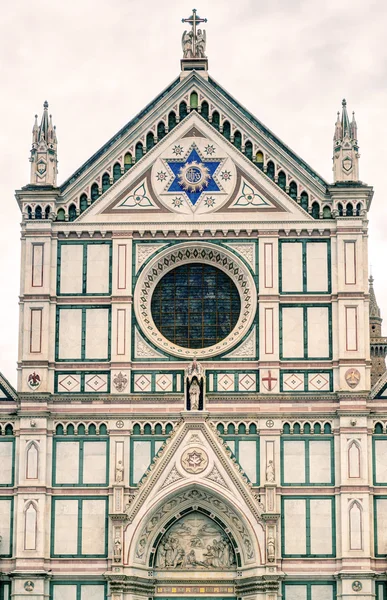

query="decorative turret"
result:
[29,100,58,186]
[332,99,360,183]
[369,275,387,386]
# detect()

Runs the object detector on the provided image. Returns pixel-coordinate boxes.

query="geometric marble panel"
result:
[84,374,108,393]
[57,374,81,393]
[283,373,305,392]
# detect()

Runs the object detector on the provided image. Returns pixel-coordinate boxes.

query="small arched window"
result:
[165,423,173,434]
[91,183,99,202]
[323,205,332,219]
[223,121,231,141]
[77,424,86,435]
[157,122,166,140]
[356,202,362,216]
[201,101,209,120]
[212,111,220,131]
[102,172,110,193]
[346,203,353,216]
[314,423,321,434]
[293,423,301,434]
[249,423,257,434]
[135,142,144,162]
[124,153,132,171]
[132,423,141,435]
[190,91,198,109]
[66,424,74,435]
[88,424,97,435]
[44,205,50,219]
[375,422,384,434]
[324,423,332,434]
[80,194,88,212]
[68,204,77,222]
[238,423,246,434]
[311,201,320,219]
[146,132,155,152]
[168,112,176,131]
[217,423,225,434]
[283,423,291,434]
[303,423,311,434]
[56,208,65,221]
[35,206,42,220]
[300,191,309,212]
[233,131,242,151]
[337,202,344,216]
[256,151,264,170]
[266,161,275,180]
[179,101,188,120]
[289,181,297,200]
[227,423,235,434]
[27,206,33,219]
[55,424,64,435]
[154,423,162,435]
[245,141,253,161]
[143,423,152,435]
[278,171,286,191]
[99,424,107,435]
[113,163,121,182]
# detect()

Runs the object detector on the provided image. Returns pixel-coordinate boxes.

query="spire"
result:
[369,274,387,387]
[332,98,360,183]
[369,275,381,319]
[29,101,58,186]
[351,111,358,142]
[341,99,350,138]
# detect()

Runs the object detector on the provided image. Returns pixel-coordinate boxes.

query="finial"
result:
[43,100,48,109]
[342,99,346,107]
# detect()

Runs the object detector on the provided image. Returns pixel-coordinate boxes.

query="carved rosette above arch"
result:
[133,242,257,359]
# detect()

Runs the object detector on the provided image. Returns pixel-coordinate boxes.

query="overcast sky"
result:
[1,0,386,387]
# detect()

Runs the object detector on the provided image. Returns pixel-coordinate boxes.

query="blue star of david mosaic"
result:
[166,147,221,205]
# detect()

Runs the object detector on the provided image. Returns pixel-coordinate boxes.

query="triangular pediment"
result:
[371,371,387,399]
[124,417,265,569]
[74,112,316,225]
[0,373,18,402]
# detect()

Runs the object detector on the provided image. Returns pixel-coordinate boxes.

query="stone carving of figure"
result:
[267,532,275,562]
[266,460,275,483]
[114,537,122,562]
[115,460,124,483]
[195,29,206,57]
[187,358,204,379]
[189,380,200,410]
[182,30,193,58]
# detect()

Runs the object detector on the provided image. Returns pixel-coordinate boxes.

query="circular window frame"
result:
[134,242,257,358]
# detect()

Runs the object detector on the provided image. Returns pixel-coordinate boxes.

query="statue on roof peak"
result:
[182,9,207,58]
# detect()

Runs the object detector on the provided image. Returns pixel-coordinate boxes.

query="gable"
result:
[75,113,316,224]
[57,72,330,224]
[0,373,18,402]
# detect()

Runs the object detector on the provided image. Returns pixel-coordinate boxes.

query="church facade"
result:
[1,11,387,600]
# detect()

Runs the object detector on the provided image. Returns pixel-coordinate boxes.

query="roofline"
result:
[207,75,329,189]
[59,76,181,193]
[0,372,18,401]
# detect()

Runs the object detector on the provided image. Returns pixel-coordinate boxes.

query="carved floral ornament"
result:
[133,242,257,359]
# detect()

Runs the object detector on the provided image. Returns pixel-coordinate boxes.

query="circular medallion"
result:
[181,447,209,474]
[352,581,362,592]
[178,161,211,192]
[345,368,361,389]
[116,420,124,429]
[266,419,274,428]
[24,582,34,592]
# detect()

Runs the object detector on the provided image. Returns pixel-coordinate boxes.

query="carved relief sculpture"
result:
[266,460,275,483]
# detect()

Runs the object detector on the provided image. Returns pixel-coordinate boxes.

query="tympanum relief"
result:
[155,512,236,569]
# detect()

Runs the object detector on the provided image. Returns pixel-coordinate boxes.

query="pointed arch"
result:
[311,201,320,219]
[300,191,309,212]
[146,131,155,152]
[201,101,209,120]
[91,182,99,202]
[266,160,275,180]
[113,162,122,182]
[124,152,133,171]
[135,142,144,162]
[44,205,51,219]
[277,170,286,191]
[168,111,176,131]
[256,151,264,170]
[179,101,188,120]
[24,501,38,550]
[68,203,77,222]
[101,172,110,193]
[35,205,42,220]
[233,130,242,151]
[27,205,33,219]
[127,484,264,568]
[349,500,363,550]
[346,202,354,216]
[288,180,297,200]
[190,91,198,109]
[323,205,332,219]
[26,441,39,480]
[245,140,253,161]
[80,193,88,212]
[157,121,166,140]
[348,440,361,478]
[222,120,231,141]
[211,111,220,131]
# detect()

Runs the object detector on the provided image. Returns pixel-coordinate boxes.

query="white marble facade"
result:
[0,25,384,600]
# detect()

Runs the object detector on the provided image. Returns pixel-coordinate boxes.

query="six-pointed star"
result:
[166,146,222,205]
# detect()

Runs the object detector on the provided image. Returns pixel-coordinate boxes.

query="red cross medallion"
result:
[262,370,278,391]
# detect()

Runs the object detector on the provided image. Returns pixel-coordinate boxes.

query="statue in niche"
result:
[189,380,200,410]
[154,512,236,570]
[115,460,124,483]
[266,460,275,483]
[114,537,122,562]
[267,531,275,562]
[186,359,205,410]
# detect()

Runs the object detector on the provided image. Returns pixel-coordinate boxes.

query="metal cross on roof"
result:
[182,9,207,57]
